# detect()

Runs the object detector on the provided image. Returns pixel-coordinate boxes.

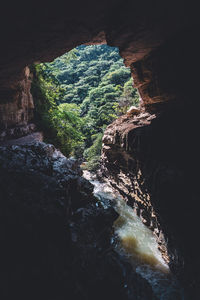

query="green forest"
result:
[31,44,139,171]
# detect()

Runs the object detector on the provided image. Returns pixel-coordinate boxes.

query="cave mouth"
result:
[31,44,140,172]
[29,44,186,298]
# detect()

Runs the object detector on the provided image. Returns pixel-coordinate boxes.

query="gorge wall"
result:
[0,1,200,299]
[0,67,35,141]
[102,26,200,297]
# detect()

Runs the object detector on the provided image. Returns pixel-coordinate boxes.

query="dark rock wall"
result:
[0,67,35,140]
[130,27,200,112]
[101,20,200,299]
[0,142,155,300]
[102,108,200,298]
[0,142,92,299]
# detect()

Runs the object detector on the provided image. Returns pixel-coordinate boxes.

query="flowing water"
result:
[83,170,184,300]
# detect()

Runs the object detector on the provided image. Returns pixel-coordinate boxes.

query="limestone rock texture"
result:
[0,1,200,299]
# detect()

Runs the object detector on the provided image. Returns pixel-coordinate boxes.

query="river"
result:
[83,170,184,300]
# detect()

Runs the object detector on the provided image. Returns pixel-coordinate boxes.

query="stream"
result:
[83,170,184,300]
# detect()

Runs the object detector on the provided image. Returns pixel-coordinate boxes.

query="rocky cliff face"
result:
[101,107,200,298]
[0,67,35,141]
[102,111,158,228]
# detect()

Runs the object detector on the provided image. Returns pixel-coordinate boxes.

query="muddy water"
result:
[83,171,184,300]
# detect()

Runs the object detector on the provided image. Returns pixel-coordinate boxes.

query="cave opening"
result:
[1,1,200,298]
[28,44,186,299]
[30,44,140,172]
[0,41,192,300]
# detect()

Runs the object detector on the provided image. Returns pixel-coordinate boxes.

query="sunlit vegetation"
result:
[31,45,140,171]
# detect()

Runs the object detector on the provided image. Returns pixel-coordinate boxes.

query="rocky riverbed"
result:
[0,142,156,300]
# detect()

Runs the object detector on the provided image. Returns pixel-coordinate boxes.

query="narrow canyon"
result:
[0,1,200,299]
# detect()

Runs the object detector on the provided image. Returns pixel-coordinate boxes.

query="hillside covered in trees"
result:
[31,45,140,171]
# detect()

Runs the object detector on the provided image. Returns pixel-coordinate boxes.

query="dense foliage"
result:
[31,45,140,171]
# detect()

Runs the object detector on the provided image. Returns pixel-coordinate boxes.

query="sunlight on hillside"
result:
[31,45,140,171]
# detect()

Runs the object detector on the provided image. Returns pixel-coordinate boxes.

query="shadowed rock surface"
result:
[0,131,43,145]
[0,142,155,300]
[101,109,200,299]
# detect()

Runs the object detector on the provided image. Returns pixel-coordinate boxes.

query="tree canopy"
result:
[31,45,140,171]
